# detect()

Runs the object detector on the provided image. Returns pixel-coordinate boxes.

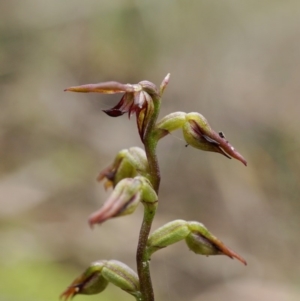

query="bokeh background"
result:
[1,1,300,301]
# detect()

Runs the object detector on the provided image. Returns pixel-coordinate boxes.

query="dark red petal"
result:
[103,109,126,117]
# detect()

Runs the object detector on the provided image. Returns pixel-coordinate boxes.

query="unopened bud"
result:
[97,147,149,189]
[60,260,140,300]
[183,112,247,166]
[89,176,157,226]
[89,177,142,226]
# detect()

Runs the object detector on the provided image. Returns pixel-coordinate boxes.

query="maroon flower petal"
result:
[103,93,134,117]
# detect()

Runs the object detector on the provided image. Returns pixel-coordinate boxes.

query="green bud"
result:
[89,177,142,226]
[147,220,190,255]
[89,176,157,227]
[97,147,149,189]
[186,221,247,265]
[60,260,109,300]
[60,260,141,300]
[101,260,140,297]
[183,112,247,166]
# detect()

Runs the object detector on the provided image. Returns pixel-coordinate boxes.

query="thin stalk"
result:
[136,95,161,301]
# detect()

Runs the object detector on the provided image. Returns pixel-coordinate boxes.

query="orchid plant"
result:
[60,74,247,301]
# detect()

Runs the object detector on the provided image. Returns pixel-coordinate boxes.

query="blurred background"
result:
[1,1,300,300]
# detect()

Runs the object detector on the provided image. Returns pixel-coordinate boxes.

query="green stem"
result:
[136,95,161,301]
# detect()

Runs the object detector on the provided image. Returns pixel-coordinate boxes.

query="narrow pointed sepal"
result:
[64,82,135,94]
[160,73,171,95]
[186,221,247,265]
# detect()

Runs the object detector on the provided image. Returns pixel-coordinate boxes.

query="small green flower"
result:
[146,220,246,265]
[183,112,247,165]
[97,147,149,189]
[156,111,247,165]
[60,260,108,300]
[60,260,141,300]
[88,176,157,227]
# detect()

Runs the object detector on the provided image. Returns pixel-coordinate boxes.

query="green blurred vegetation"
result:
[1,1,300,301]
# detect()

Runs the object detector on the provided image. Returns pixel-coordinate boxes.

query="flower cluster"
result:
[61,75,247,300]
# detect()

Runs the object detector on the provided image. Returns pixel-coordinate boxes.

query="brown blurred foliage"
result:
[1,1,300,301]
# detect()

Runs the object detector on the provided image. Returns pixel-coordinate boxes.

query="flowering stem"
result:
[136,95,161,301]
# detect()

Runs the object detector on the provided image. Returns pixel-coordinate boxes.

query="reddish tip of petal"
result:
[88,210,107,227]
[60,286,78,301]
[209,131,247,166]
[226,248,247,265]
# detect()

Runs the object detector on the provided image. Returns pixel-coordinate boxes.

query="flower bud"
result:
[147,220,190,255]
[183,112,247,166]
[89,176,157,226]
[89,177,142,226]
[186,221,247,265]
[60,260,140,300]
[97,147,149,189]
[60,260,108,300]
[101,260,140,297]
